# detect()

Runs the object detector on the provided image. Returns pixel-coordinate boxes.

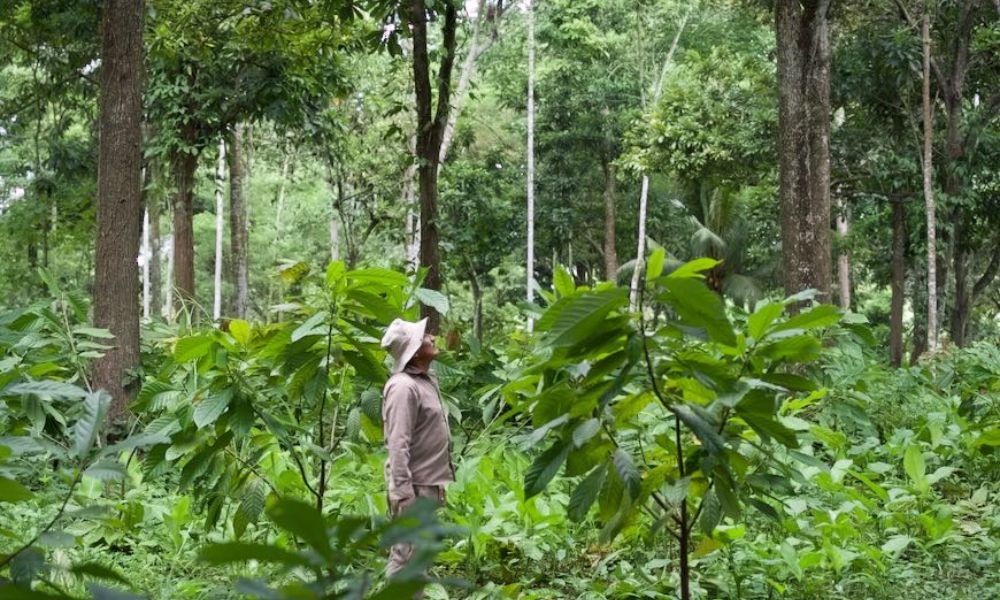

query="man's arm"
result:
[384,378,418,504]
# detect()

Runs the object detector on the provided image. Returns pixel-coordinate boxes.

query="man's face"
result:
[414,333,439,361]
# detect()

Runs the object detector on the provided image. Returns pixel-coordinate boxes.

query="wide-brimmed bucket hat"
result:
[380,317,428,374]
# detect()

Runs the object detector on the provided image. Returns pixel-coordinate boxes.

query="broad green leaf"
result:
[199,542,315,569]
[974,427,1000,447]
[73,327,116,339]
[536,288,628,348]
[527,414,568,447]
[84,461,127,481]
[193,390,232,428]
[70,563,130,585]
[229,319,251,345]
[904,445,927,493]
[553,266,575,298]
[291,311,329,342]
[0,476,34,502]
[568,463,607,522]
[881,535,914,557]
[669,258,720,279]
[673,405,725,454]
[747,302,783,340]
[645,247,666,281]
[73,391,110,459]
[234,480,267,540]
[414,288,449,315]
[174,334,215,362]
[267,497,331,560]
[7,381,88,399]
[658,277,735,346]
[772,304,841,333]
[524,442,571,499]
[612,449,641,500]
[572,418,601,448]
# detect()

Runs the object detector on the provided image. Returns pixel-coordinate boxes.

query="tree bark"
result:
[629,12,689,309]
[228,124,249,319]
[410,0,458,333]
[470,269,483,343]
[526,0,536,332]
[775,0,833,305]
[602,158,618,281]
[403,133,420,271]
[148,163,162,318]
[213,138,226,322]
[172,149,198,312]
[93,0,144,421]
[922,14,938,353]
[890,197,907,368]
[835,195,851,310]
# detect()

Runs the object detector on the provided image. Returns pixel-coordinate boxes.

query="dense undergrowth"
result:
[1,262,998,599]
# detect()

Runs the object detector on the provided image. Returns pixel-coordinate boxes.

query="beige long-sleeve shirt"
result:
[382,364,455,502]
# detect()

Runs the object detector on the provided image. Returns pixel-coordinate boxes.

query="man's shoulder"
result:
[384,372,418,395]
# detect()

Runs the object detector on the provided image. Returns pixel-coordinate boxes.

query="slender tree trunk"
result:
[228,124,249,319]
[172,149,198,311]
[403,134,420,271]
[629,12,688,309]
[775,0,833,304]
[890,197,907,367]
[213,138,226,322]
[142,206,151,319]
[922,14,938,354]
[275,153,290,233]
[470,270,483,343]
[602,158,618,281]
[410,0,458,333]
[164,232,174,320]
[836,195,851,310]
[93,0,144,421]
[526,0,536,332]
[149,164,162,318]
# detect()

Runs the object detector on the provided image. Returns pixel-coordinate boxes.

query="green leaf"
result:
[234,480,267,540]
[84,461,127,481]
[568,463,607,522]
[669,258,720,279]
[175,334,216,362]
[553,266,576,298]
[73,391,110,459]
[904,445,928,493]
[612,449,641,500]
[881,535,914,557]
[199,542,315,569]
[291,311,329,342]
[267,497,331,560]
[7,381,89,399]
[70,563,131,585]
[748,302,783,340]
[674,405,725,454]
[73,327,116,339]
[772,304,841,333]
[0,475,34,502]
[414,288,449,315]
[572,419,601,448]
[645,247,666,281]
[536,288,628,348]
[524,442,571,499]
[658,277,735,346]
[193,390,232,428]
[229,320,251,345]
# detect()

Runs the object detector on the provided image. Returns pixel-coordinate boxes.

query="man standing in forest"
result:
[380,317,455,583]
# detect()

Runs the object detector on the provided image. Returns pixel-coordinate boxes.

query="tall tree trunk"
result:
[275,153,290,233]
[890,197,907,368]
[142,206,151,319]
[526,0,536,332]
[403,134,420,271]
[629,11,689,309]
[172,149,198,311]
[93,0,144,421]
[213,138,226,322]
[602,158,618,281]
[410,0,458,333]
[228,124,249,319]
[149,163,162,318]
[922,14,938,354]
[470,269,483,343]
[164,232,174,320]
[836,195,851,310]
[775,0,833,304]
